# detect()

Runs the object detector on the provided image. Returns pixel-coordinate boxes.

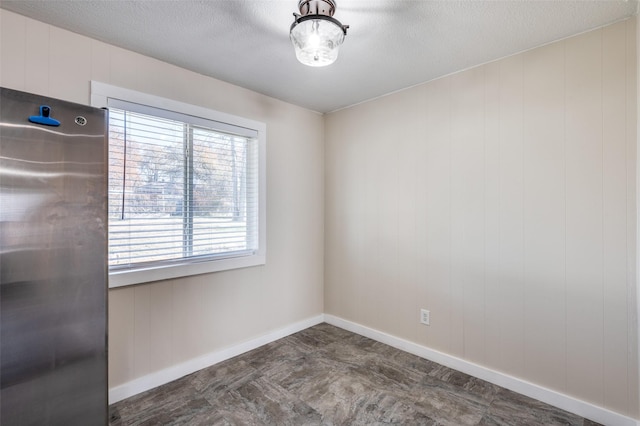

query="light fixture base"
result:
[297,0,337,17]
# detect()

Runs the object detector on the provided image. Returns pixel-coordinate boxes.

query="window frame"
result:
[91,81,266,288]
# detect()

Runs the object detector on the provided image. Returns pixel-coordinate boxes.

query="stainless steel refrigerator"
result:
[0,87,108,425]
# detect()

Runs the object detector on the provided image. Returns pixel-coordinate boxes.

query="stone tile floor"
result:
[109,323,602,425]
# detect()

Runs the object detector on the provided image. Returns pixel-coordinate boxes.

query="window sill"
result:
[108,253,266,288]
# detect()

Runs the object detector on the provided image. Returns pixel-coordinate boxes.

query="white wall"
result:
[0,9,325,390]
[325,18,639,419]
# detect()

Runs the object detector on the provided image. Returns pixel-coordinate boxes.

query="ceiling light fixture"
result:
[290,0,349,67]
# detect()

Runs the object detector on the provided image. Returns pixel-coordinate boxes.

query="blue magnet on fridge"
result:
[29,105,60,127]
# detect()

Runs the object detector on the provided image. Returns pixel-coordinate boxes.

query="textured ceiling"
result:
[1,1,638,113]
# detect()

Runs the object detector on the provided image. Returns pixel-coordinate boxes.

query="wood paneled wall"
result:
[325,19,638,418]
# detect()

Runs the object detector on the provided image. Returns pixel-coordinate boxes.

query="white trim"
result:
[108,253,266,288]
[90,81,265,135]
[108,313,639,425]
[90,81,267,288]
[324,314,640,426]
[108,314,324,404]
[106,98,258,138]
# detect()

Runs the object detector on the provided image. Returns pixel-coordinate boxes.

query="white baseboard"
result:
[109,313,638,426]
[108,314,325,404]
[324,314,640,426]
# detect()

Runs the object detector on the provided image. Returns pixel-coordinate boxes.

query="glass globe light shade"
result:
[290,17,346,67]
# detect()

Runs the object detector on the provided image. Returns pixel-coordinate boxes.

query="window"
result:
[91,82,266,287]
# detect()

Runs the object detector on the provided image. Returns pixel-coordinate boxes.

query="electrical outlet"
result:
[420,309,430,326]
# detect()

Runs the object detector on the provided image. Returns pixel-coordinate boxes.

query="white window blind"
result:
[108,104,259,271]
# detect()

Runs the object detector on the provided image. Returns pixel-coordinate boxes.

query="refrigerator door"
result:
[0,88,108,425]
